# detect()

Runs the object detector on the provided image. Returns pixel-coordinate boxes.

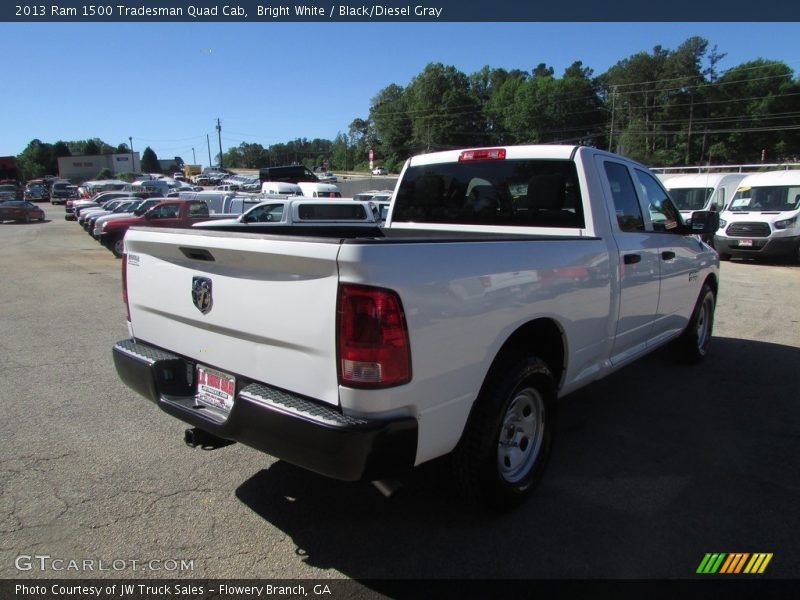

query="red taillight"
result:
[337,284,411,388]
[122,254,130,322]
[459,148,506,162]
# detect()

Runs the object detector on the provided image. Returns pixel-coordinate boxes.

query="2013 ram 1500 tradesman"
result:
[113,145,720,509]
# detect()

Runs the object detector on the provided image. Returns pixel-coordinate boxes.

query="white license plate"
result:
[738,239,753,247]
[195,365,236,412]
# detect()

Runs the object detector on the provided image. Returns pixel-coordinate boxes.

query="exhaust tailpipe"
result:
[184,427,233,449]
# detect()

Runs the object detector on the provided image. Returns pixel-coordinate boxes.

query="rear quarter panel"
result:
[336,237,613,463]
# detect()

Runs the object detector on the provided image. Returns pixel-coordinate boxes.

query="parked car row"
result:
[189,170,232,186]
[214,173,261,191]
[64,194,224,257]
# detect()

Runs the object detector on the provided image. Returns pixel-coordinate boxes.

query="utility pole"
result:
[216,118,223,169]
[207,134,212,168]
[192,147,196,164]
[129,136,134,172]
[686,93,694,165]
[608,86,616,153]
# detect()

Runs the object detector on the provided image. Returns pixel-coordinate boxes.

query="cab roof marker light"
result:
[459,148,507,162]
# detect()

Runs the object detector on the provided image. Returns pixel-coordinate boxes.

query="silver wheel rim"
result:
[497,387,545,483]
[114,239,125,255]
[696,295,713,351]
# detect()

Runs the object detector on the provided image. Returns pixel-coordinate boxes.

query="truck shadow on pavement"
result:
[235,336,800,581]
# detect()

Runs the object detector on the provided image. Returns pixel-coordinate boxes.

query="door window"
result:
[635,169,681,232]
[603,161,644,232]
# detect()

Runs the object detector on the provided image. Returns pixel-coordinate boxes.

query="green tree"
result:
[83,139,101,155]
[706,59,800,163]
[485,76,528,143]
[599,45,672,161]
[140,146,160,173]
[17,139,53,180]
[370,83,413,165]
[469,66,528,144]
[486,62,603,146]
[404,62,484,152]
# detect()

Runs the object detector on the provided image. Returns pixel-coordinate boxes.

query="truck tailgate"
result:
[124,227,342,406]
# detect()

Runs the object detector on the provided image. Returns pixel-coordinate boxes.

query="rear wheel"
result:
[453,355,556,511]
[673,282,715,363]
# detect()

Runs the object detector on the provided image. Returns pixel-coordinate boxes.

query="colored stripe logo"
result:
[696,553,773,574]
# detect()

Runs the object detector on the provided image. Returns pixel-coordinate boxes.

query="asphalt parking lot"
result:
[1,205,798,585]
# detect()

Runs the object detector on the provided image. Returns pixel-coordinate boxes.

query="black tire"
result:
[672,282,715,363]
[453,355,556,511]
[108,235,125,258]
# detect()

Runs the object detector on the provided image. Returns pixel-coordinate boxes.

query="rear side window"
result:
[188,202,209,217]
[151,204,179,218]
[246,203,284,222]
[297,204,367,220]
[392,159,584,228]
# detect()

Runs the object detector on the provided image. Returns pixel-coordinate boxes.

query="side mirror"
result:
[687,210,719,234]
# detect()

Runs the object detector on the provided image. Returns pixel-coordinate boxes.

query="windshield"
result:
[667,187,713,211]
[729,185,800,212]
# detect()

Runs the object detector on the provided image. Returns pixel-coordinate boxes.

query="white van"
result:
[714,170,800,263]
[662,173,747,217]
[260,181,302,196]
[296,182,342,198]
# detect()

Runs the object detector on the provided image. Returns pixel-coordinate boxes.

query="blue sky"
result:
[1,22,799,162]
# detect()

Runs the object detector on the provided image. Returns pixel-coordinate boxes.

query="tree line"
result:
[13,36,800,180]
[14,138,164,181]
[359,37,799,170]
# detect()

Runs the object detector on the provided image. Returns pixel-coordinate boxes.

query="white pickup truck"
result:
[113,145,720,510]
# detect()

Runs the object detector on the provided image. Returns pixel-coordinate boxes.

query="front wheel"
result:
[453,355,556,511]
[108,235,125,258]
[672,282,715,363]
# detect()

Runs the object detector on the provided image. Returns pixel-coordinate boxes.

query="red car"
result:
[0,200,46,223]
